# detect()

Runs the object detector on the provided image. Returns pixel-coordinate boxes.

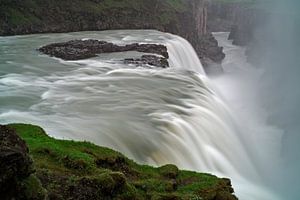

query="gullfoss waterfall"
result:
[0,30,276,199]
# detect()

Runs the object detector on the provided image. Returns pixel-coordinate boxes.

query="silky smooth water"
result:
[212,32,283,199]
[0,30,278,199]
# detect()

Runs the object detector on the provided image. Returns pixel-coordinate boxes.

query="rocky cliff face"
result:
[0,0,224,67]
[207,1,243,32]
[207,0,270,66]
[228,7,268,46]
[207,0,261,34]
[207,0,268,47]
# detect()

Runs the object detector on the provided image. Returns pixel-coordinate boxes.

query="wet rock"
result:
[197,33,225,67]
[125,43,169,59]
[39,39,169,61]
[124,55,169,68]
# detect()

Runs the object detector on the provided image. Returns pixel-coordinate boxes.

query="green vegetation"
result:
[8,123,237,199]
[20,175,47,200]
[0,0,186,29]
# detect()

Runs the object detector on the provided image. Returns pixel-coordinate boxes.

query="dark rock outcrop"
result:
[39,39,170,68]
[0,125,46,200]
[0,125,33,198]
[124,55,169,68]
[39,39,168,60]
[198,33,225,67]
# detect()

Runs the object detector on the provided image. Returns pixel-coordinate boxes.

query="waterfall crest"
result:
[0,30,277,199]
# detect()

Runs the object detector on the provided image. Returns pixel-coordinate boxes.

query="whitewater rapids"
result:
[0,30,278,199]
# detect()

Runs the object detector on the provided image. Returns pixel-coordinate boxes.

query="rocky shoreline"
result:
[0,124,238,200]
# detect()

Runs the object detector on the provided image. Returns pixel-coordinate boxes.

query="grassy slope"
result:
[8,123,236,200]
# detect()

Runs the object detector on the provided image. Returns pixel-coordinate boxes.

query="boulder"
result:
[0,125,46,200]
[0,125,33,196]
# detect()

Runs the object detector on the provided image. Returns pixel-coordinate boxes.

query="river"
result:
[0,30,280,199]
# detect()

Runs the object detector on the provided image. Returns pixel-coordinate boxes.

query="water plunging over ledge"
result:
[0,30,279,199]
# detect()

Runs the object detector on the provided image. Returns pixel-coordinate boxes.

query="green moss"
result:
[20,175,47,200]
[159,164,179,178]
[9,123,123,175]
[8,123,234,199]
[177,171,219,193]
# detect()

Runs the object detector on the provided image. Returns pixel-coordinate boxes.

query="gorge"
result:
[0,0,299,199]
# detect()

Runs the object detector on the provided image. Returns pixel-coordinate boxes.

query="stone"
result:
[0,125,46,200]
[124,55,169,68]
[0,125,33,195]
[39,39,169,61]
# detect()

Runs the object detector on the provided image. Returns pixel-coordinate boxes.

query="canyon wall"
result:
[207,0,265,45]
[0,0,224,67]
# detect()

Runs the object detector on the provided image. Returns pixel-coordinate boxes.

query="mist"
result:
[250,0,300,198]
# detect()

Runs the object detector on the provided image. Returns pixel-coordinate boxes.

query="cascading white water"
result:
[0,30,278,199]
[165,34,205,74]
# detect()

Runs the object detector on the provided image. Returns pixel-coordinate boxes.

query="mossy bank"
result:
[0,124,238,200]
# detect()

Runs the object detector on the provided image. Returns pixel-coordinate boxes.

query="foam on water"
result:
[0,30,279,199]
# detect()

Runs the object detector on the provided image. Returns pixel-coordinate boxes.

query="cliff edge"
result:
[0,124,238,200]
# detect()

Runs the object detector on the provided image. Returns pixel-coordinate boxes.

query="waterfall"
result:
[0,30,278,199]
[165,34,205,74]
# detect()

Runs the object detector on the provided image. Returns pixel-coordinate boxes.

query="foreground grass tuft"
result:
[8,123,237,200]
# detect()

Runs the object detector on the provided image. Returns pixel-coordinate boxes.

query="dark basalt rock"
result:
[39,39,169,61]
[197,33,225,67]
[0,125,33,196]
[0,125,46,200]
[124,55,169,68]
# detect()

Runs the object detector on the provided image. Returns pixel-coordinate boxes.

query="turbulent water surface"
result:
[0,30,279,199]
